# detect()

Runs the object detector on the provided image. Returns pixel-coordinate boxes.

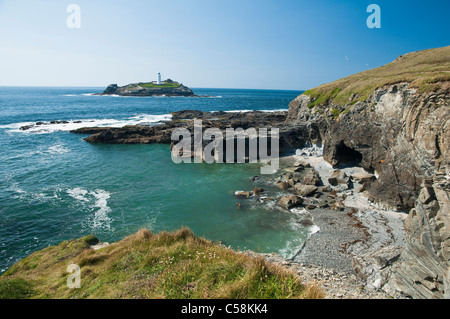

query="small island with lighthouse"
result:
[98,73,196,97]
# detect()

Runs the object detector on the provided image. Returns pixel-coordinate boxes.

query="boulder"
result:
[294,160,311,168]
[328,170,351,187]
[294,184,318,197]
[235,191,252,199]
[303,169,321,186]
[276,181,290,190]
[318,185,332,193]
[253,188,265,196]
[287,178,297,187]
[278,195,303,210]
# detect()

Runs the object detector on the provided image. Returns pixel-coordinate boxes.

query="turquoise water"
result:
[0,87,310,274]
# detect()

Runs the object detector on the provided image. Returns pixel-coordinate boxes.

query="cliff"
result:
[286,46,449,298]
[99,81,195,97]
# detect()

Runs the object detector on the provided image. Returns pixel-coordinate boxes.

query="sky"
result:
[0,0,449,90]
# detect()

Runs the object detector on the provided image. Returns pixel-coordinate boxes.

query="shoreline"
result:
[88,150,409,299]
[253,152,408,298]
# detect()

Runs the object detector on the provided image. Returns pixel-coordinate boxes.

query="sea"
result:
[0,87,316,274]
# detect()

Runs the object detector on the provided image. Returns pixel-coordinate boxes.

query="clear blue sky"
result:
[0,0,449,90]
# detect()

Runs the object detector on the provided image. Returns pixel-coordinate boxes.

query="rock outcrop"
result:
[71,110,288,146]
[287,83,449,211]
[285,46,450,298]
[98,81,195,97]
[385,178,449,299]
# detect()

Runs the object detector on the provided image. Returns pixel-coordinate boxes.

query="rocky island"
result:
[98,79,195,97]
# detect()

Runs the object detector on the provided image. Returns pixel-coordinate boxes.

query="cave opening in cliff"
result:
[335,141,363,167]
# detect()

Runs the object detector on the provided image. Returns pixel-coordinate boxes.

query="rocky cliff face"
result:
[286,52,449,298]
[386,178,449,299]
[287,83,449,212]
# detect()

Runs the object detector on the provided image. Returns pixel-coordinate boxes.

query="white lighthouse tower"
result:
[157,73,162,85]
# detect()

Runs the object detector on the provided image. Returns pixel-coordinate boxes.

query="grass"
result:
[0,278,34,299]
[303,46,450,108]
[137,82,181,89]
[0,228,324,299]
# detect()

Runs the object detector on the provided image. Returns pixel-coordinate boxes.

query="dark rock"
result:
[276,181,290,190]
[103,84,119,94]
[20,125,34,131]
[328,170,350,187]
[253,188,265,196]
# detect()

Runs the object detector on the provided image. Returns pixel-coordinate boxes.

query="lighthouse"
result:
[157,73,162,85]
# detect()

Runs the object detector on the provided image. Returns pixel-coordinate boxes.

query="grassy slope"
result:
[137,82,181,88]
[0,228,323,299]
[304,46,450,108]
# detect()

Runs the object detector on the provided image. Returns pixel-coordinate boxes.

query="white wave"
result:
[8,182,26,195]
[67,188,113,231]
[290,207,309,215]
[90,189,113,231]
[46,145,71,155]
[67,188,89,202]
[290,207,320,236]
[308,224,321,235]
[0,114,173,134]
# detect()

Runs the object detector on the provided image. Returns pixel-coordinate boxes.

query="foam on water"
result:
[0,114,173,134]
[47,145,71,155]
[67,187,89,202]
[90,190,113,231]
[67,188,114,232]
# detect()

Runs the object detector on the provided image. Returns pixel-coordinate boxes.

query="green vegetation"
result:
[0,278,34,299]
[306,88,342,108]
[303,46,450,107]
[331,108,342,119]
[0,228,323,299]
[137,82,181,89]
